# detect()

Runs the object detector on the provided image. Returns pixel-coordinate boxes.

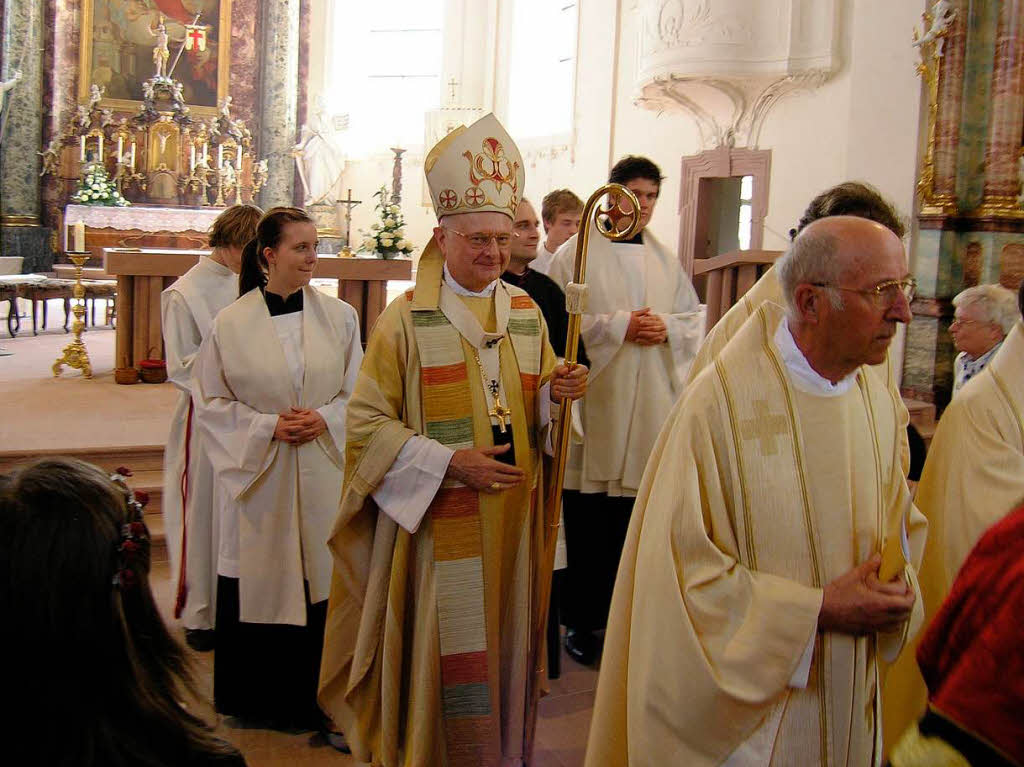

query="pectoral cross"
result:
[488,387,512,434]
[739,399,789,456]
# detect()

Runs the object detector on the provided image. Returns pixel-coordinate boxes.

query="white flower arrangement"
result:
[359,186,414,259]
[71,162,130,207]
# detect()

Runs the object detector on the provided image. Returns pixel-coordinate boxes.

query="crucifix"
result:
[337,188,361,253]
[447,77,459,103]
[488,388,513,434]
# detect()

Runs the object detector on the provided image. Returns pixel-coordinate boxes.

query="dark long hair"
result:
[0,458,237,767]
[238,206,315,296]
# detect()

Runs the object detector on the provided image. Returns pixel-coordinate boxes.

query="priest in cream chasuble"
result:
[318,114,588,767]
[882,306,1024,756]
[586,217,926,767]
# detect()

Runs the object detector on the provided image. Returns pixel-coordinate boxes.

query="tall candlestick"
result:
[73,221,85,252]
[191,144,196,171]
[236,146,242,170]
[98,135,103,162]
[80,136,86,162]
[218,144,223,169]
[130,142,136,171]
[117,136,124,162]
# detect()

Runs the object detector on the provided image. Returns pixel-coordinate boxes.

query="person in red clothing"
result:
[889,501,1024,767]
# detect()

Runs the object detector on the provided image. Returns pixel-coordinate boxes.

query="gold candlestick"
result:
[53,253,93,378]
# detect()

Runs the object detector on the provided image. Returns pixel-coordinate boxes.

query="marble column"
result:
[931,0,968,203]
[0,0,50,271]
[257,0,300,207]
[981,0,1024,205]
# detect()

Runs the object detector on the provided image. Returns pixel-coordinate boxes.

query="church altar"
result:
[103,248,412,370]
[64,204,226,265]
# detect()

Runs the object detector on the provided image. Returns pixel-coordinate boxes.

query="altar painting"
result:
[79,0,230,112]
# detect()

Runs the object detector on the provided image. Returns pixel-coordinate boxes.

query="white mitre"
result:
[424,113,524,220]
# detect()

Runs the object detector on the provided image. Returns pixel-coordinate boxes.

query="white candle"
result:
[130,142,136,170]
[117,136,123,162]
[73,221,85,253]
[80,136,86,161]
[236,146,242,170]
[218,144,223,169]
[190,144,196,171]
[202,142,208,163]
[98,134,103,161]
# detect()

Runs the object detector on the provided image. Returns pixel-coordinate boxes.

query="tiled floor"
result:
[150,558,599,766]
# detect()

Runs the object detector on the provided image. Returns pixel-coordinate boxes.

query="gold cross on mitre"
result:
[739,399,789,456]
[489,390,513,434]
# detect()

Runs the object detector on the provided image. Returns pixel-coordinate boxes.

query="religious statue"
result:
[150,15,170,78]
[292,97,345,206]
[0,68,22,146]
[914,0,956,58]
[220,95,233,119]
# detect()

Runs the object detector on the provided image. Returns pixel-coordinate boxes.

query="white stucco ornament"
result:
[634,0,839,148]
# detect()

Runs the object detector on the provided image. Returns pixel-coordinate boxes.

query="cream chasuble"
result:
[192,286,361,626]
[160,256,238,630]
[545,223,703,495]
[881,320,1024,757]
[318,246,558,767]
[687,265,910,473]
[585,302,926,767]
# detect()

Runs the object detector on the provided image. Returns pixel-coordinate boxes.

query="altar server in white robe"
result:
[586,216,927,767]
[161,203,261,650]
[193,206,362,733]
[545,155,703,665]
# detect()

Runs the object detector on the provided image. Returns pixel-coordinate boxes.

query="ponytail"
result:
[238,237,267,296]
[237,206,315,298]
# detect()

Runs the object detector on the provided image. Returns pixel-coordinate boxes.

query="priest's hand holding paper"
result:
[273,407,327,445]
[818,553,916,635]
[625,307,668,345]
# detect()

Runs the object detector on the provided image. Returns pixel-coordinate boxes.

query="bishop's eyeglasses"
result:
[812,277,917,306]
[443,228,513,250]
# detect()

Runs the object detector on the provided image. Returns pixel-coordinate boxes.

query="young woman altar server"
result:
[192,207,362,735]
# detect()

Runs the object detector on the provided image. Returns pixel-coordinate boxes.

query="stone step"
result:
[0,446,168,562]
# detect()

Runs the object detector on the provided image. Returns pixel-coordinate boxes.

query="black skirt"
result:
[213,576,328,731]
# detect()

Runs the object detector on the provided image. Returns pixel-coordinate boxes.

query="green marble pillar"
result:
[257,0,300,208]
[0,0,50,271]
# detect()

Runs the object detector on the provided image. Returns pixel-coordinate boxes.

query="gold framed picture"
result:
[77,0,231,116]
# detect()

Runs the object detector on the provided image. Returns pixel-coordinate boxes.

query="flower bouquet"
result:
[71,162,130,207]
[360,187,413,258]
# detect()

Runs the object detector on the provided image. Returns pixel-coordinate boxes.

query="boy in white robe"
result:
[160,204,261,649]
[545,156,703,665]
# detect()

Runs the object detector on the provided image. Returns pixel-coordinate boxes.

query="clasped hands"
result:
[448,362,588,493]
[818,554,916,635]
[273,407,327,445]
[626,307,667,345]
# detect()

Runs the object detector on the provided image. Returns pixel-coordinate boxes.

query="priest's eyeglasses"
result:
[812,278,917,306]
[444,228,513,249]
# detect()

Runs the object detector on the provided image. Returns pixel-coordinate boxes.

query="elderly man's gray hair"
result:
[953,284,1019,335]
[776,229,846,313]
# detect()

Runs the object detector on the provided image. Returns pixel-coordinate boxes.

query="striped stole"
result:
[411,290,542,765]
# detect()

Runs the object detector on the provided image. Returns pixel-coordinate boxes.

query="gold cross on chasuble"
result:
[489,390,512,433]
[739,399,789,456]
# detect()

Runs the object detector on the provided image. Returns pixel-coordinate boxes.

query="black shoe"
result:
[565,629,597,666]
[184,628,216,652]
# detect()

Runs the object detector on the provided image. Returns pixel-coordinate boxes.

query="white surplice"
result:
[192,286,362,626]
[160,256,238,631]
[546,223,704,495]
[533,240,558,275]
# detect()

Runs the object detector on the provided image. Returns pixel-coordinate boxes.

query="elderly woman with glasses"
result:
[949,284,1019,395]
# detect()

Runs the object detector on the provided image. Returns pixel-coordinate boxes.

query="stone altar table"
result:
[103,248,412,370]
